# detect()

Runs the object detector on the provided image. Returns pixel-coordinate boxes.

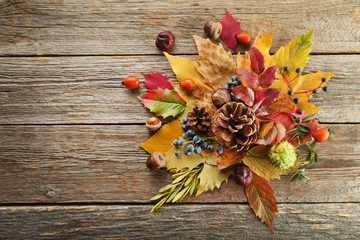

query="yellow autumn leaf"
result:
[193,35,237,90]
[165,145,206,172]
[242,145,297,181]
[139,120,183,155]
[196,163,234,196]
[165,53,214,108]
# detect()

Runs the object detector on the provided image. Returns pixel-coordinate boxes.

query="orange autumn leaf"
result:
[206,149,247,170]
[140,120,183,155]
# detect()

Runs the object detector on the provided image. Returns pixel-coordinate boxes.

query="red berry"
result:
[123,76,140,89]
[234,165,252,187]
[181,78,195,91]
[313,129,330,143]
[236,33,251,45]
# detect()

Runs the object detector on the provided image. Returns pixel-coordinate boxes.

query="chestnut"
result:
[234,165,252,187]
[204,21,222,40]
[156,31,175,51]
[211,88,231,108]
[146,152,166,170]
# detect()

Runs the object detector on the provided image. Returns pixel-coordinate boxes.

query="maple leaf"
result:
[142,72,173,90]
[193,35,237,90]
[257,121,286,145]
[140,120,183,155]
[164,52,214,108]
[267,108,323,146]
[205,148,247,170]
[165,146,206,172]
[196,163,234,196]
[220,9,242,51]
[245,174,278,232]
[242,145,297,181]
[141,88,186,118]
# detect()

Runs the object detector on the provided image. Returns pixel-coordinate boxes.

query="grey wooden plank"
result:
[0,204,359,239]
[0,0,359,56]
[0,55,359,124]
[0,124,358,203]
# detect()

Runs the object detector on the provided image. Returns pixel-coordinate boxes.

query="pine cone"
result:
[212,102,259,152]
[187,106,212,133]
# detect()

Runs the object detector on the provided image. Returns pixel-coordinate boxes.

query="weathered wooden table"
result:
[0,0,359,239]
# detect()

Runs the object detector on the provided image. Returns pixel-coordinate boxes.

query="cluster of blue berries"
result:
[225,76,242,103]
[173,118,224,157]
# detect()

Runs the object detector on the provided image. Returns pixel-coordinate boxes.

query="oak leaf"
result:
[220,9,242,51]
[141,88,186,118]
[193,35,236,90]
[142,72,173,90]
[140,120,183,155]
[196,163,234,196]
[245,174,278,232]
[242,145,297,181]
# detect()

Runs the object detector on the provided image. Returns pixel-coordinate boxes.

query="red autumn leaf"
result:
[256,89,280,116]
[142,72,173,90]
[232,85,254,107]
[257,121,285,145]
[220,9,242,51]
[236,68,258,88]
[250,46,265,74]
[245,174,278,232]
[267,107,323,146]
[259,65,278,88]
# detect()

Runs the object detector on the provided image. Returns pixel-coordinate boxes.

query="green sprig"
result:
[288,114,314,146]
[150,164,204,212]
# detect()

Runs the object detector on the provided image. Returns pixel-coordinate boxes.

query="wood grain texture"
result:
[0,0,359,56]
[1,55,359,124]
[0,204,359,239]
[0,124,358,203]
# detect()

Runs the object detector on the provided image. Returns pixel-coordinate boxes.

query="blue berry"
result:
[225,85,230,90]
[182,133,188,139]
[193,135,201,144]
[323,86,328,92]
[295,117,302,124]
[182,124,188,131]
[194,147,202,154]
[232,76,237,82]
[227,80,233,85]
[230,92,235,98]
[175,150,181,157]
[184,149,191,156]
[173,140,179,146]
[288,90,293,96]
[313,89,319,94]
[233,80,239,86]
[297,109,304,115]
[216,146,223,155]
[207,145,213,151]
[201,141,208,149]
[179,140,185,147]
[294,98,300,104]
[296,68,301,73]
[186,129,195,137]
[321,77,327,82]
[182,118,188,124]
[284,66,289,71]
[187,144,194,152]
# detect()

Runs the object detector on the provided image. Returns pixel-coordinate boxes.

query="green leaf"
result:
[298,124,311,132]
[141,88,186,118]
[302,114,315,123]
[300,174,310,182]
[287,128,298,134]
[290,172,300,182]
[290,133,299,140]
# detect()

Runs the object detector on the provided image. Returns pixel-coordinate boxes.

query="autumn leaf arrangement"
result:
[131,10,334,231]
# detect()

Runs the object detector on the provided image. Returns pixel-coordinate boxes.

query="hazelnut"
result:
[204,21,223,40]
[146,117,162,131]
[212,88,231,108]
[156,31,175,51]
[146,151,166,170]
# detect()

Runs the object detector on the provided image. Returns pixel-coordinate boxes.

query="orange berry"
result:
[236,33,251,45]
[313,129,330,143]
[124,76,140,89]
[181,78,195,91]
